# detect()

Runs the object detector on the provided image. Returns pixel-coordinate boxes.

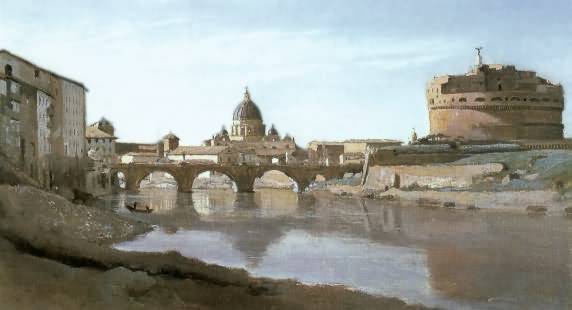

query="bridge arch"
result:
[253,167,312,192]
[254,169,300,192]
[191,168,239,191]
[137,170,179,190]
[117,166,183,191]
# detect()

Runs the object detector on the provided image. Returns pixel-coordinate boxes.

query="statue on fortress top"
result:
[410,128,418,144]
[474,46,483,67]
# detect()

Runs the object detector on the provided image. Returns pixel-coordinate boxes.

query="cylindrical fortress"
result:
[427,63,564,141]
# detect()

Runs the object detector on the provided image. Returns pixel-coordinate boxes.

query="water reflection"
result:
[107,189,572,310]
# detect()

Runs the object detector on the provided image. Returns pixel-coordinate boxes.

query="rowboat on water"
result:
[125,203,153,213]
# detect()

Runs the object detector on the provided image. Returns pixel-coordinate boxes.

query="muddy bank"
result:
[0,185,431,309]
[376,188,571,214]
[316,150,572,213]
[314,184,571,214]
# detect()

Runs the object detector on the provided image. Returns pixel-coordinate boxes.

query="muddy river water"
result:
[102,188,572,309]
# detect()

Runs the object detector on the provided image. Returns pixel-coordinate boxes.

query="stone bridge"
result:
[110,163,360,193]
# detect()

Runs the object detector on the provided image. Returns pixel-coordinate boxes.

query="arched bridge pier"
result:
[110,163,359,193]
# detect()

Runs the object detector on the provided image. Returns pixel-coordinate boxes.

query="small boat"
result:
[125,203,153,213]
[526,205,547,214]
[442,201,456,208]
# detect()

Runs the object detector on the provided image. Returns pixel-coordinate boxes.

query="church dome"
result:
[220,126,228,136]
[267,124,278,136]
[163,132,179,140]
[233,87,263,121]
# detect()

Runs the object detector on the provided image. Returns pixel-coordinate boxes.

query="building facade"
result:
[0,49,88,190]
[62,80,86,157]
[167,145,237,163]
[426,49,565,141]
[86,118,117,166]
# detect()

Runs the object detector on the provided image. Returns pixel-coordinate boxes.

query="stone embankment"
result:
[0,184,431,310]
[321,150,572,213]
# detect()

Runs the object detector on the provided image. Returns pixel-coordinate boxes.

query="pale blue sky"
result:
[1,0,571,145]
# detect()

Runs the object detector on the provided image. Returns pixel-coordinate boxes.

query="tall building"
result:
[426,48,565,141]
[0,49,88,190]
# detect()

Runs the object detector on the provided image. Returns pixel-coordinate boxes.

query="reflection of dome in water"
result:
[233,87,263,121]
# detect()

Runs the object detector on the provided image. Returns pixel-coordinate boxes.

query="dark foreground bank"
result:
[0,185,432,310]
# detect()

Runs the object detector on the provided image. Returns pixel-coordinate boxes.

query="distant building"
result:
[229,87,266,142]
[0,49,88,190]
[120,152,162,164]
[308,139,402,166]
[116,141,164,164]
[162,133,179,155]
[86,118,117,166]
[427,48,565,141]
[307,142,344,166]
[201,87,304,164]
[168,145,237,164]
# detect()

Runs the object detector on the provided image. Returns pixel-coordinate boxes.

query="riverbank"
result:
[0,184,432,309]
[317,150,572,213]
[318,183,571,214]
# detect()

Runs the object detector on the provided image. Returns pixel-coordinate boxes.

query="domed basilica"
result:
[202,87,303,163]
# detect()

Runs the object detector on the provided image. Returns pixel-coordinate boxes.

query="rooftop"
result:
[85,127,116,139]
[171,146,230,156]
[0,49,88,90]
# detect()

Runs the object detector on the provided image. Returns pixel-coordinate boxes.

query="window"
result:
[491,97,503,101]
[34,69,40,78]
[475,97,485,102]
[10,81,19,94]
[498,84,502,91]
[510,96,521,101]
[0,80,6,95]
[4,64,12,76]
[10,100,20,112]
[459,98,467,102]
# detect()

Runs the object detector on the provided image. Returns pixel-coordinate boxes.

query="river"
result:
[101,188,572,310]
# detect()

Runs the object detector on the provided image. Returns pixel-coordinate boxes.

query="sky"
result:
[1,0,571,146]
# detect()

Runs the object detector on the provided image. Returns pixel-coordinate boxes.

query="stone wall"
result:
[364,163,504,191]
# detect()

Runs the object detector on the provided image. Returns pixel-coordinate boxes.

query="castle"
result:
[426,48,565,142]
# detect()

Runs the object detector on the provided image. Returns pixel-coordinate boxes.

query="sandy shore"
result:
[0,185,432,310]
